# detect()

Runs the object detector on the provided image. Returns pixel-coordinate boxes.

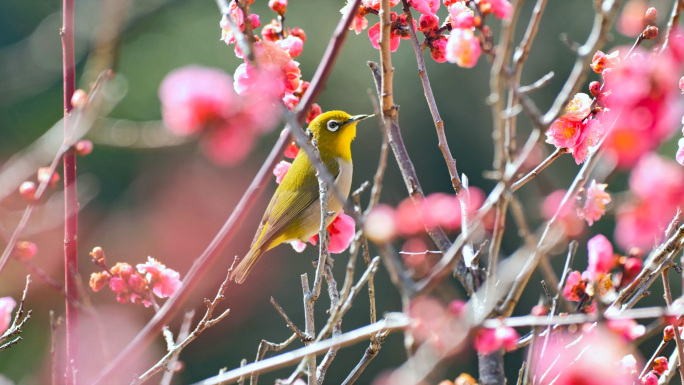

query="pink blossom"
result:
[591,50,621,73]
[532,331,638,385]
[14,241,37,260]
[620,354,638,374]
[446,28,481,68]
[368,22,401,52]
[578,180,611,226]
[0,297,16,335]
[341,3,369,34]
[562,271,586,301]
[268,0,287,15]
[617,0,648,37]
[473,326,519,354]
[282,93,299,110]
[159,66,237,135]
[448,3,475,29]
[273,161,291,184]
[546,117,583,149]
[607,318,645,341]
[308,212,356,254]
[402,238,431,277]
[364,204,397,243]
[235,41,302,97]
[621,257,642,286]
[275,35,304,58]
[409,296,467,353]
[137,257,182,299]
[571,119,604,164]
[306,103,322,124]
[680,76,684,93]
[410,0,440,15]
[587,234,614,277]
[418,14,439,34]
[202,123,257,166]
[362,0,400,10]
[290,240,307,253]
[480,0,512,20]
[429,36,448,63]
[564,93,593,122]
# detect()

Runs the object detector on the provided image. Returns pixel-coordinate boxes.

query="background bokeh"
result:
[0,0,681,383]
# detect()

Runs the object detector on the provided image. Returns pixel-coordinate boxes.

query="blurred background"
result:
[0,0,681,383]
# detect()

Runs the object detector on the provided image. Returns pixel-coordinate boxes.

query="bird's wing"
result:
[251,155,341,249]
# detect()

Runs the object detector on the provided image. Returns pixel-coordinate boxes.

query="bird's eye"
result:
[326,120,340,132]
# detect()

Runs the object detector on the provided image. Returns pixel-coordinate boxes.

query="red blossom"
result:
[653,357,668,375]
[641,372,658,385]
[284,141,299,158]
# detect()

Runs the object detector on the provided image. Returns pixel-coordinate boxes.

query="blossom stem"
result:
[661,268,684,381]
[660,0,684,54]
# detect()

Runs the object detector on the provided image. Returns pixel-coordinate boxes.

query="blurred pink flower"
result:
[284,141,299,158]
[368,21,401,52]
[542,189,585,237]
[364,204,397,243]
[202,123,258,166]
[410,0,440,15]
[448,3,476,29]
[531,331,639,385]
[0,297,16,335]
[473,326,518,354]
[446,28,481,68]
[601,47,682,168]
[616,153,684,249]
[562,271,586,301]
[587,234,614,277]
[341,3,369,34]
[677,137,684,165]
[275,35,304,58]
[480,0,512,19]
[268,0,287,15]
[642,372,658,385]
[409,296,467,353]
[607,318,645,341]
[306,103,322,124]
[362,0,400,10]
[273,161,292,184]
[578,180,611,226]
[159,66,237,135]
[620,354,638,374]
[617,0,648,37]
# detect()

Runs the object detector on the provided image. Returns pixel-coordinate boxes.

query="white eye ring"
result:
[326,120,341,132]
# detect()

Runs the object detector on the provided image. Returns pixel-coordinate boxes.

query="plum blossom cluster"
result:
[562,234,643,317]
[222,0,322,123]
[341,0,511,67]
[590,41,684,168]
[271,160,355,254]
[88,247,182,307]
[641,355,669,385]
[545,92,604,164]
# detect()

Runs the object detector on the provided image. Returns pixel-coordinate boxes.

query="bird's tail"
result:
[232,246,262,284]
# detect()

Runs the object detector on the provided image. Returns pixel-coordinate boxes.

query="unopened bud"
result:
[589,81,601,97]
[642,371,658,385]
[18,181,37,202]
[37,167,60,188]
[290,27,306,42]
[74,140,93,156]
[268,0,287,15]
[653,356,669,375]
[14,241,37,260]
[645,7,658,25]
[531,304,548,316]
[71,89,87,108]
[664,325,675,341]
[643,26,658,40]
[90,246,106,266]
[89,271,111,292]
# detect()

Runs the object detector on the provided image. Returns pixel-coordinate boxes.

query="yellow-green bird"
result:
[232,110,373,284]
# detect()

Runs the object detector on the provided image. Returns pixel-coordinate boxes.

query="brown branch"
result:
[400,0,462,193]
[251,334,299,385]
[660,0,684,53]
[661,268,684,382]
[510,148,567,192]
[270,298,310,341]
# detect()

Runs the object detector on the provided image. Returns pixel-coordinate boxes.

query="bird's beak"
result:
[345,114,374,126]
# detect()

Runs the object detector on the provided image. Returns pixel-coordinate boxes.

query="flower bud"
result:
[642,371,658,385]
[531,304,548,316]
[589,81,601,97]
[18,181,37,202]
[90,246,106,266]
[268,0,287,15]
[643,26,658,39]
[74,140,93,156]
[290,27,306,42]
[89,271,111,292]
[454,373,477,385]
[653,356,668,375]
[645,7,658,24]
[14,241,37,260]
[664,325,675,341]
[448,299,466,316]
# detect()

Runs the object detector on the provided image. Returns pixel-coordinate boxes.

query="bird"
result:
[232,110,372,284]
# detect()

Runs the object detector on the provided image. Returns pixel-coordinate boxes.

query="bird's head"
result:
[306,110,373,161]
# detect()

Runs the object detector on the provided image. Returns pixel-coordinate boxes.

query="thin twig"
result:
[270,298,310,341]
[511,148,567,192]
[660,0,684,53]
[251,334,299,385]
[661,268,684,382]
[160,310,195,385]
